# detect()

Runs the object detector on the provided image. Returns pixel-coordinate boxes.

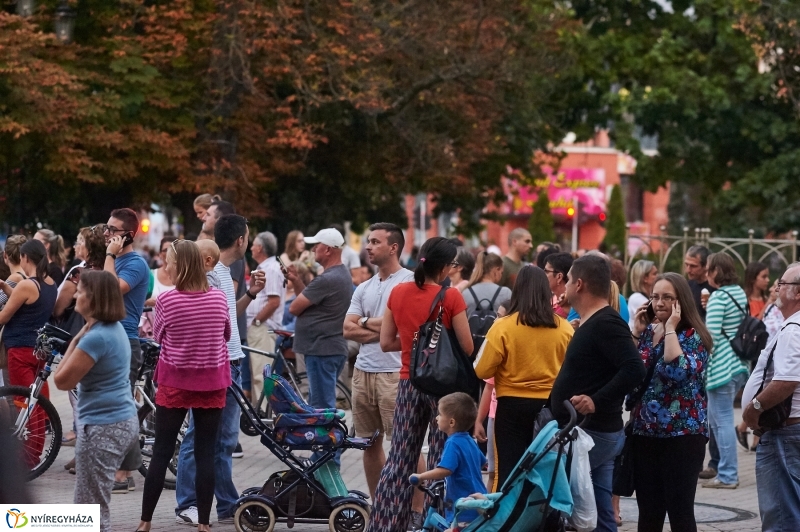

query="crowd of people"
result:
[1,204,799,532]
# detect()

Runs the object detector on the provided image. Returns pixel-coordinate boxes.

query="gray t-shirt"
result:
[462,282,511,317]
[230,258,248,340]
[295,264,353,356]
[341,246,361,271]
[347,268,415,373]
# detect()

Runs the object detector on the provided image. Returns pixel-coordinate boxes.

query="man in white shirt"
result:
[342,224,418,505]
[246,231,286,403]
[743,262,800,531]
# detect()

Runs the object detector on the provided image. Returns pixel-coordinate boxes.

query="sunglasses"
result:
[170,239,184,255]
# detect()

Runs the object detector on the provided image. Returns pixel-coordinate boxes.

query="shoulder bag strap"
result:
[719,289,748,341]
[427,285,449,320]
[757,322,800,394]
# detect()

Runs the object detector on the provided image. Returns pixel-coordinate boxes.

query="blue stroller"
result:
[230,373,376,532]
[414,400,578,532]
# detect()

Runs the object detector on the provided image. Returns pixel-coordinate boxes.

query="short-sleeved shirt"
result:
[461,282,511,317]
[246,257,286,330]
[499,256,523,289]
[347,268,415,373]
[116,251,150,339]
[438,432,487,523]
[76,321,136,425]
[386,283,467,379]
[294,264,353,356]
[743,310,800,418]
[230,258,248,340]
[341,246,361,271]
[214,261,244,360]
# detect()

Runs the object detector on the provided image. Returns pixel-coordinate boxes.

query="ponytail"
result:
[413,237,457,289]
[35,229,66,268]
[467,251,504,288]
[19,240,49,281]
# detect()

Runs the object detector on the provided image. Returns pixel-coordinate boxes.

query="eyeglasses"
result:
[777,280,800,288]
[650,295,677,303]
[543,268,557,276]
[160,247,170,254]
[449,260,459,267]
[96,224,125,235]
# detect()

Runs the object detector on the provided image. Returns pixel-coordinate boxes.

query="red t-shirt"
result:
[386,283,467,379]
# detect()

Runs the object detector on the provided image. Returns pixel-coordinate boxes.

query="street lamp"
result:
[54,0,76,44]
[16,0,36,17]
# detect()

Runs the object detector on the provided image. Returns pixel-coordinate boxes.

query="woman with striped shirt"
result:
[703,252,749,489]
[138,240,231,532]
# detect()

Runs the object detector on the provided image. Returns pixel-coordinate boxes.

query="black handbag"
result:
[410,286,479,400]
[753,323,800,436]
[613,349,663,497]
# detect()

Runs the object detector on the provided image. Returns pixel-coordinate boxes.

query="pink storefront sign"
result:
[503,166,607,216]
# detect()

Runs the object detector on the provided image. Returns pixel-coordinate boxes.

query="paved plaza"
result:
[24,386,763,532]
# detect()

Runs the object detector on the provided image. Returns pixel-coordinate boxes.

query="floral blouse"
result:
[631,325,709,438]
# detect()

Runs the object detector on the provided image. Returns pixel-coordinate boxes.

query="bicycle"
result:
[240,330,353,437]
[0,324,71,481]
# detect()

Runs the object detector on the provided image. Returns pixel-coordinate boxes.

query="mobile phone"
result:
[276,255,288,273]
[646,302,656,322]
[121,232,134,247]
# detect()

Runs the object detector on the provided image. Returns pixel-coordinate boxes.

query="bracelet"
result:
[245,290,256,300]
[105,252,116,260]
[665,331,676,337]
[631,333,640,340]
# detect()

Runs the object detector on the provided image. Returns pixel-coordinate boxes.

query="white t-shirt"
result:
[341,246,361,271]
[627,292,649,330]
[246,257,286,330]
[347,268,414,373]
[742,309,800,418]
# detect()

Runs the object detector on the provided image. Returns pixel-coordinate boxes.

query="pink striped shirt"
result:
[153,288,231,391]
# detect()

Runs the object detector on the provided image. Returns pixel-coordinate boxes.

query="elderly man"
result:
[499,228,532,289]
[287,228,352,466]
[246,231,285,403]
[743,262,800,531]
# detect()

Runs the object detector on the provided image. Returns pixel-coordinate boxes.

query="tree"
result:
[602,185,625,257]
[528,190,556,246]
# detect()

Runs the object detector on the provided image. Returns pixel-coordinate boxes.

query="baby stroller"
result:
[230,371,376,532]
[414,400,578,532]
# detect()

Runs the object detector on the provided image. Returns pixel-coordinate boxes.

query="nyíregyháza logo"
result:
[5,509,28,529]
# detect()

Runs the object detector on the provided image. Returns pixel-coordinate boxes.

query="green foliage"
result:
[602,185,625,256]
[528,189,556,245]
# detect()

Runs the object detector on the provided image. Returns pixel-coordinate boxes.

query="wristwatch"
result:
[752,397,763,411]
[359,317,369,328]
[254,319,262,327]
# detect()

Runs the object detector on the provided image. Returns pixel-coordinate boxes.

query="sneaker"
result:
[218,516,235,525]
[703,477,738,489]
[127,476,135,491]
[232,442,244,459]
[698,467,717,479]
[111,481,129,494]
[176,506,199,525]
[408,511,424,531]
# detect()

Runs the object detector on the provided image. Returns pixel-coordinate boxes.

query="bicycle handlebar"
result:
[240,345,278,358]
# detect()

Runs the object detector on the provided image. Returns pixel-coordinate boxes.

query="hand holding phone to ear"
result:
[106,236,124,256]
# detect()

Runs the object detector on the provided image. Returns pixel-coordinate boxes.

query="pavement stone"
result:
[21,386,765,532]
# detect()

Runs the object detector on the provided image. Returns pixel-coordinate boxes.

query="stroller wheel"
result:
[234,500,276,532]
[328,503,369,532]
[240,412,259,437]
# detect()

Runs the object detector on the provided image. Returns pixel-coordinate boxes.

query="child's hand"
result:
[409,474,421,485]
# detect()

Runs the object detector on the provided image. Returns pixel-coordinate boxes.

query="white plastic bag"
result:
[567,427,597,532]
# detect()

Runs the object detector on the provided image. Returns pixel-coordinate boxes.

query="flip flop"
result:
[61,435,77,447]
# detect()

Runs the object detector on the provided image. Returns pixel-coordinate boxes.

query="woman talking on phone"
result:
[630,272,712,531]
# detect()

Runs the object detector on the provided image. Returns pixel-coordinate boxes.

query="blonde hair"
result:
[196,240,220,269]
[36,229,66,268]
[167,240,209,292]
[608,281,620,312]
[193,193,220,210]
[284,231,304,262]
[468,251,504,288]
[4,235,28,265]
[630,259,655,296]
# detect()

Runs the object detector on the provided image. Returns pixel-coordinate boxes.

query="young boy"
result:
[410,392,487,526]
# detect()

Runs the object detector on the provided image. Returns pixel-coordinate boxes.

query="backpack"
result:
[719,290,769,363]
[467,286,503,357]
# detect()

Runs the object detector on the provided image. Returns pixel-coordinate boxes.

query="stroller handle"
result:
[556,399,578,441]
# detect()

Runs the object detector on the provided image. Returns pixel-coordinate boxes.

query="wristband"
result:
[665,331,676,337]
[631,333,640,340]
[245,290,256,300]
[106,253,117,260]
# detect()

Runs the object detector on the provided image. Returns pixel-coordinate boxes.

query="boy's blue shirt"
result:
[438,431,487,523]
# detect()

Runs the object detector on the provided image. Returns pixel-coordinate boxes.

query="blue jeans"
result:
[175,363,242,519]
[304,354,346,467]
[707,427,719,471]
[706,372,747,484]
[757,423,800,531]
[585,428,626,532]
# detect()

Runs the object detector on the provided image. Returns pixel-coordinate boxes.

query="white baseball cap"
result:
[303,228,345,249]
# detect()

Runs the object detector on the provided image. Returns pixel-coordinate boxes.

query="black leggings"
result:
[632,434,706,532]
[140,406,222,524]
[493,396,548,490]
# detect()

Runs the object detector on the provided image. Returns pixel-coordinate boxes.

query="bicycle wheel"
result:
[0,385,62,481]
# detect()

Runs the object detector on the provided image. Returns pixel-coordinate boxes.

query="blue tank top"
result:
[4,279,58,348]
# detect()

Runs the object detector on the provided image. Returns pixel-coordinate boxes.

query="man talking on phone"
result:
[103,207,150,492]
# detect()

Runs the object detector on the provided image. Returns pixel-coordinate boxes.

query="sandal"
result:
[736,428,749,451]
